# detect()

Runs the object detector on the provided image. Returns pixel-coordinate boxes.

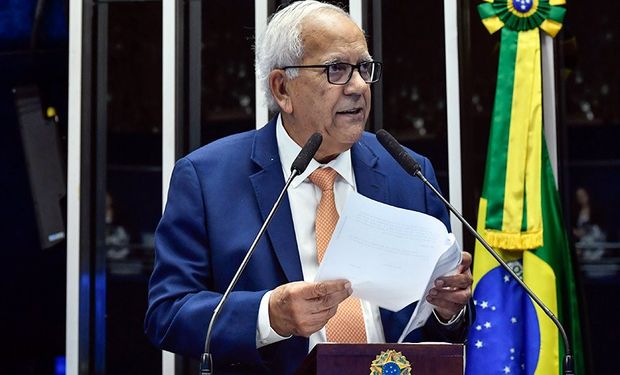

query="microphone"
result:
[199,132,323,375]
[376,129,575,375]
[291,132,323,174]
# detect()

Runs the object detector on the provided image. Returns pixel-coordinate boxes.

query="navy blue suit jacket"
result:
[145,117,469,374]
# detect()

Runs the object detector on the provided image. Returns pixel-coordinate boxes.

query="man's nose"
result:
[343,68,368,95]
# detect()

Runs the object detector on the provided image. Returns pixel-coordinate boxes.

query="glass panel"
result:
[200,1,256,144]
[381,1,450,195]
[103,2,162,374]
[560,2,620,373]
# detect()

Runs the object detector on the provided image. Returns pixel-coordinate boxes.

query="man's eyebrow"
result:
[322,57,340,64]
[321,55,374,65]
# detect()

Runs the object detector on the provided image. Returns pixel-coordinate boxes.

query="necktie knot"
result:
[309,167,338,192]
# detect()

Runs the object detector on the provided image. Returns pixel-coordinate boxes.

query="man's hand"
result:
[269,280,352,337]
[427,251,473,321]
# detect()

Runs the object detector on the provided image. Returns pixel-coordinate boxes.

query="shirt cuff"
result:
[432,306,466,327]
[256,290,292,348]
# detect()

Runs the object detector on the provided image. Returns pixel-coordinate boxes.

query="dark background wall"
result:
[0,0,68,374]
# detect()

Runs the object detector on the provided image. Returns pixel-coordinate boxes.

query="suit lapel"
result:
[351,140,388,204]
[249,118,304,283]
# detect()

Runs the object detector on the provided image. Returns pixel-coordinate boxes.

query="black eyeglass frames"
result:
[279,61,383,85]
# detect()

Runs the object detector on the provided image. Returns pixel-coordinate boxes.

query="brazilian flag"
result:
[465,1,584,374]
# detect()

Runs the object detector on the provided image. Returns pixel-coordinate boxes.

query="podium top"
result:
[296,343,464,375]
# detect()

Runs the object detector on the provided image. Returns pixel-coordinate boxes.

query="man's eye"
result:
[328,63,348,73]
[359,62,371,73]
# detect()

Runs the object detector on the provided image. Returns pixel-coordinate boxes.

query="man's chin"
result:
[338,127,365,146]
[342,122,366,141]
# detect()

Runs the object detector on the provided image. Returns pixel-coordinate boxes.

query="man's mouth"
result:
[336,108,363,115]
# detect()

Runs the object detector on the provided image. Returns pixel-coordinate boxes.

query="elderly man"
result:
[145,1,473,374]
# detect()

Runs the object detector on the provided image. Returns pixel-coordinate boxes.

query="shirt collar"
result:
[275,114,355,189]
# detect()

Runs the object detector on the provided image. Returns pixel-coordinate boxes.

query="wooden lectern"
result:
[295,343,464,375]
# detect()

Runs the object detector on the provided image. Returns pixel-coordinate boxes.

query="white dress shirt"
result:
[255,115,386,350]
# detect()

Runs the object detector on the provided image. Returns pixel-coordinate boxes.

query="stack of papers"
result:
[315,192,462,342]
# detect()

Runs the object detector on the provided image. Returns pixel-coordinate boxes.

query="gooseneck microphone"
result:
[376,129,575,375]
[199,132,323,375]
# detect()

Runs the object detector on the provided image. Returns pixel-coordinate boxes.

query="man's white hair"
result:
[255,0,351,112]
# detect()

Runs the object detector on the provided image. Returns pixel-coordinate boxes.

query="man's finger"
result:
[427,294,465,313]
[296,306,338,337]
[435,273,473,289]
[300,280,351,299]
[458,251,473,272]
[309,289,352,313]
[428,287,471,306]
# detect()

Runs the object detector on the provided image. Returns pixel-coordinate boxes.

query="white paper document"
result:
[314,192,462,341]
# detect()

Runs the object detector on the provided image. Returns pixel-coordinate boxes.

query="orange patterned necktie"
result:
[309,167,367,343]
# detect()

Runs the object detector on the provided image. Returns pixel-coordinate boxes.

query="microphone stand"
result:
[199,169,300,375]
[414,170,574,375]
[198,132,321,374]
[376,128,574,374]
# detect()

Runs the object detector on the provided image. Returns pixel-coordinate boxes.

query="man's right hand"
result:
[268,280,352,337]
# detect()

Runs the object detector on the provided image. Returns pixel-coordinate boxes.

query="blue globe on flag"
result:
[466,265,541,374]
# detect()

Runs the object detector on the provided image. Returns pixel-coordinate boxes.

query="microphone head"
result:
[291,132,323,174]
[376,129,421,176]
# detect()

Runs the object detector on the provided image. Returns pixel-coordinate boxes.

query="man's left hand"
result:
[426,251,473,321]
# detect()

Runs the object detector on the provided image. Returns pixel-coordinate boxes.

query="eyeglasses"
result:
[279,61,383,85]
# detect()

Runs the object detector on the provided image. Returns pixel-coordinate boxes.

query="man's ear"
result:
[269,70,293,114]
